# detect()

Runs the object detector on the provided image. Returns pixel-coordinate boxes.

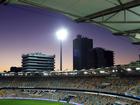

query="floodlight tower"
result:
[56,28,68,71]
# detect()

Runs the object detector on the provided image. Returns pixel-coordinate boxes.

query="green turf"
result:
[0,99,71,105]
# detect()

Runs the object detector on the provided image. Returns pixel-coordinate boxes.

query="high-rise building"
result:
[105,50,114,67]
[89,48,114,68]
[22,53,55,72]
[73,35,114,70]
[73,35,93,70]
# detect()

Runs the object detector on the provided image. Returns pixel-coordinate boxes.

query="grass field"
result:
[0,99,71,105]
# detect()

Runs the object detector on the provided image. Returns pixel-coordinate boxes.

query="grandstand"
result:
[0,63,140,105]
[0,62,140,105]
[0,71,140,105]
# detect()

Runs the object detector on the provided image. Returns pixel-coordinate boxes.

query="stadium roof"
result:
[1,0,140,44]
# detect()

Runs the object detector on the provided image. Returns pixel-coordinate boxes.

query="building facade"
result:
[22,53,55,72]
[73,35,93,70]
[89,48,114,68]
[10,67,22,72]
[105,50,114,67]
[73,35,114,70]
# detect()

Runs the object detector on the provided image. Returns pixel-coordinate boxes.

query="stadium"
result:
[0,63,140,105]
[0,0,140,105]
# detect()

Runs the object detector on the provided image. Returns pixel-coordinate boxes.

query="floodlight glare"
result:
[56,28,68,41]
[56,28,69,71]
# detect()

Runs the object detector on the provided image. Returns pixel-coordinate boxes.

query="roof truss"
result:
[75,0,140,22]
[1,0,140,44]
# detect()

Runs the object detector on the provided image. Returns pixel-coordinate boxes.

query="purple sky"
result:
[0,4,139,71]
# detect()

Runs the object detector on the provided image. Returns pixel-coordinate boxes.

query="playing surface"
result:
[0,99,71,105]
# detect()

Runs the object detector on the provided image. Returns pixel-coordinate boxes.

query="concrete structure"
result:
[22,53,55,72]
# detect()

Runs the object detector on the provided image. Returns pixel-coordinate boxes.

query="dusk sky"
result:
[0,4,139,71]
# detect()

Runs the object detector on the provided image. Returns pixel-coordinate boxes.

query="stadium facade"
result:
[22,53,55,72]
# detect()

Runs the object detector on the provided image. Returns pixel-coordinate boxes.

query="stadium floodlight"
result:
[112,70,115,73]
[136,67,140,70]
[56,28,68,41]
[56,28,68,71]
[126,68,132,71]
[84,71,88,75]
